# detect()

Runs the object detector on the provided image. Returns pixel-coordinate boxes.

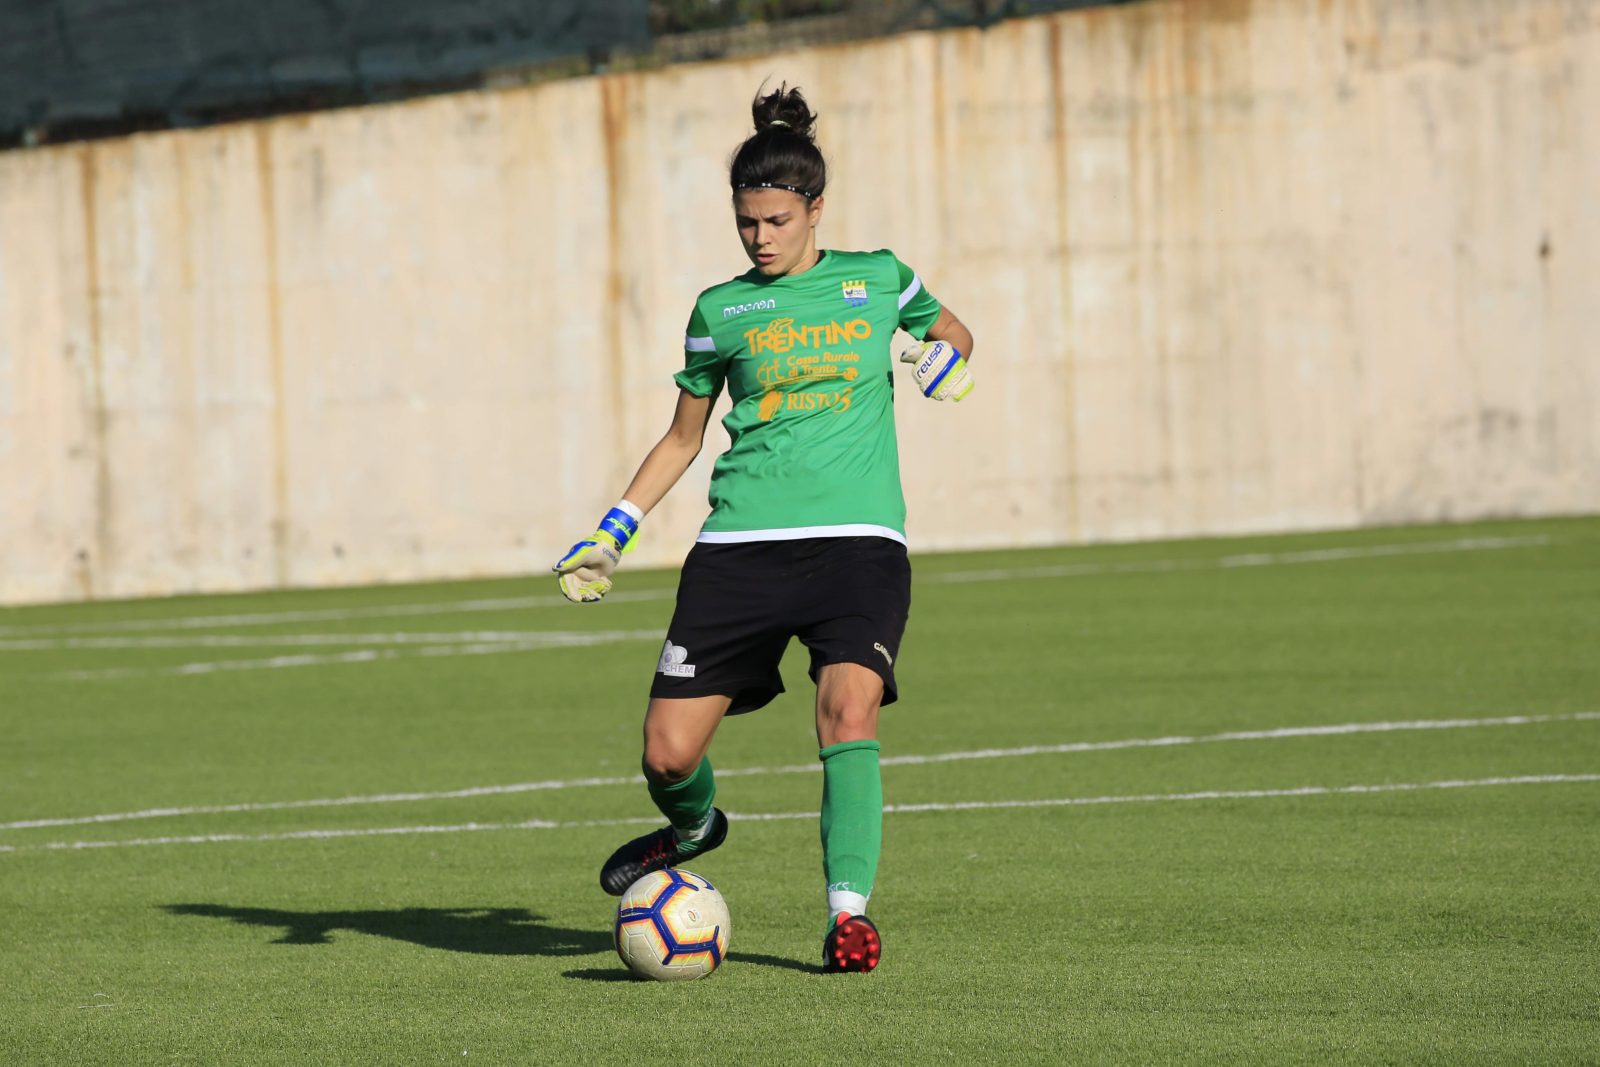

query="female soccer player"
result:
[553,84,974,973]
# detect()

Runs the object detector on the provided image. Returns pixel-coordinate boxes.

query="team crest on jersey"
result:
[841,279,868,307]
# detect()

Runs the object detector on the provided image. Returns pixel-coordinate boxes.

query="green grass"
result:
[2,516,1598,1065]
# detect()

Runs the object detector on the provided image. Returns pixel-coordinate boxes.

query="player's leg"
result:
[816,660,885,923]
[815,662,887,972]
[599,694,732,895]
[599,541,790,895]
[795,536,910,972]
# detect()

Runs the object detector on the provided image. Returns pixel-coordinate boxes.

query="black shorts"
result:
[649,536,912,715]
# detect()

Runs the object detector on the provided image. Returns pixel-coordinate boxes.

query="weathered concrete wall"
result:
[2,0,1596,603]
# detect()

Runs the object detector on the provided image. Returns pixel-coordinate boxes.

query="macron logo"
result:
[657,640,697,678]
[722,298,777,319]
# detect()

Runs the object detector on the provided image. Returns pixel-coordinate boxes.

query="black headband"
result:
[735,181,818,200]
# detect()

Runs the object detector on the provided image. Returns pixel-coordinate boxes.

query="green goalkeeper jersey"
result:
[675,249,942,544]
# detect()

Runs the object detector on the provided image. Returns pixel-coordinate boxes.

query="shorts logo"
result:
[657,640,697,678]
[842,279,868,307]
[873,642,894,667]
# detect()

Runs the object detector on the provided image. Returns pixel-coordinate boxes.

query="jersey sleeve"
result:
[673,303,726,398]
[890,252,942,339]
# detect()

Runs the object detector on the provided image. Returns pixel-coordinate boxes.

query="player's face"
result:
[734,188,823,277]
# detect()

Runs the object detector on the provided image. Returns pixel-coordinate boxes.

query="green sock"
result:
[647,756,716,845]
[819,740,882,917]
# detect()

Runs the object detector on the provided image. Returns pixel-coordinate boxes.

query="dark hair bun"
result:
[753,84,817,140]
[731,82,827,198]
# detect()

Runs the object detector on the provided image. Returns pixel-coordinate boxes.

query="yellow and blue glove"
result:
[553,502,642,603]
[899,339,973,402]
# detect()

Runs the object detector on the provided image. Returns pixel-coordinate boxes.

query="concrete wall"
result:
[2,0,1596,603]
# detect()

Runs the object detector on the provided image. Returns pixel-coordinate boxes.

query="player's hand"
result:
[552,503,643,603]
[899,339,973,402]
[552,531,622,603]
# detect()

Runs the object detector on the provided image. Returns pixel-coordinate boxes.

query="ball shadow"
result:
[562,968,648,982]
[561,950,818,981]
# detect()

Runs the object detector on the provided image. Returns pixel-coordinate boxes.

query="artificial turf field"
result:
[2,516,1598,1065]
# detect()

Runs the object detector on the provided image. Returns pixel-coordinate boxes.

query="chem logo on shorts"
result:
[873,642,894,667]
[657,640,697,678]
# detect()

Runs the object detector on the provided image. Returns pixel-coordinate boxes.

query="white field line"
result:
[5,710,1595,832]
[2,773,1595,855]
[931,534,1552,584]
[0,534,1554,638]
[1,631,577,651]
[0,591,676,638]
[51,630,664,680]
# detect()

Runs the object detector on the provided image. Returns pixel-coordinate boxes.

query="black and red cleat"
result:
[599,807,728,896]
[822,913,882,973]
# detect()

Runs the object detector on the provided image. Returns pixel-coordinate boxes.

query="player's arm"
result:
[900,305,976,402]
[552,389,716,603]
[620,389,716,512]
[923,306,974,365]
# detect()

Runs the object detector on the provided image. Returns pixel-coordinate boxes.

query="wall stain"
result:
[930,36,950,237]
[255,123,292,587]
[77,146,111,599]
[1126,1,1179,519]
[176,139,196,292]
[1047,16,1081,542]
[599,75,630,483]
[1199,0,1255,25]
[1152,3,1179,514]
[174,137,201,561]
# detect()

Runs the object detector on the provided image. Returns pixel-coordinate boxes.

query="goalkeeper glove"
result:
[553,502,642,603]
[899,339,973,402]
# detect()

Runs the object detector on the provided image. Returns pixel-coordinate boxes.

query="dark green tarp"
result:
[0,0,648,144]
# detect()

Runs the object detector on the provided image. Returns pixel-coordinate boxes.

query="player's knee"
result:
[640,745,699,785]
[818,698,878,743]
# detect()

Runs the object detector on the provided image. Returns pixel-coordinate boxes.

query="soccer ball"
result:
[614,868,730,981]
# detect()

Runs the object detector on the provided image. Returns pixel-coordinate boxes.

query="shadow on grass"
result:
[563,968,645,982]
[562,951,819,981]
[166,903,820,974]
[726,951,820,975]
[163,903,610,957]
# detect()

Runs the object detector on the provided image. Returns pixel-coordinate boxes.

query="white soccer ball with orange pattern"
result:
[613,868,731,981]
